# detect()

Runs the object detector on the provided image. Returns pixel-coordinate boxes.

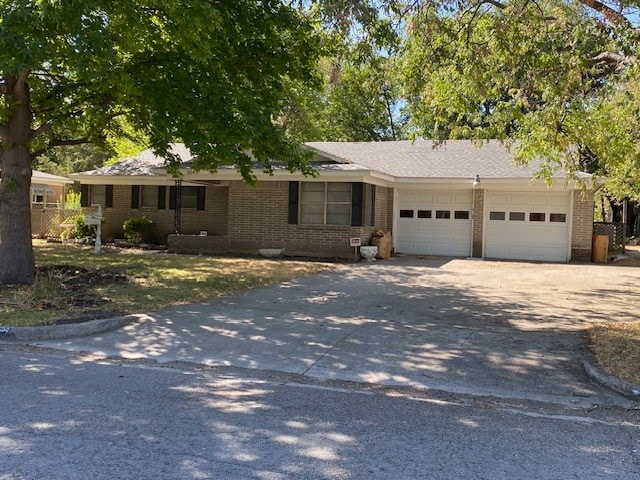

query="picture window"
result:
[300,182,351,225]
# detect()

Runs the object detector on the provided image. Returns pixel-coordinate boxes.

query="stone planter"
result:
[359,245,378,262]
[259,248,285,258]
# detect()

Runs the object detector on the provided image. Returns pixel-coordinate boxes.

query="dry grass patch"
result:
[589,322,640,385]
[0,241,335,327]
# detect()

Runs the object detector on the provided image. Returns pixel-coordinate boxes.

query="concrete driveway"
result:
[37,256,639,407]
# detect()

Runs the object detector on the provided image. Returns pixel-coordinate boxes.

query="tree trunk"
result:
[0,145,35,284]
[0,72,36,285]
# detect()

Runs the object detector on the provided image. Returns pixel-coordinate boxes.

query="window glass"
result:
[300,203,324,224]
[529,212,546,222]
[454,211,470,220]
[327,183,351,202]
[550,213,567,223]
[181,186,199,209]
[301,182,325,203]
[327,204,351,225]
[435,210,451,219]
[509,212,525,221]
[399,209,414,218]
[489,211,506,220]
[90,184,106,206]
[300,182,352,225]
[141,186,158,208]
[417,210,431,219]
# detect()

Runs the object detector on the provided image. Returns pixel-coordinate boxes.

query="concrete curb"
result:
[583,358,640,400]
[0,314,148,341]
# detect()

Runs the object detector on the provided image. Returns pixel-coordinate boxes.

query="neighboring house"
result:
[28,170,74,238]
[70,141,595,262]
[31,170,72,208]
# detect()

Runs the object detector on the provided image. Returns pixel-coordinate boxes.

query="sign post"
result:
[350,237,361,261]
[86,205,103,254]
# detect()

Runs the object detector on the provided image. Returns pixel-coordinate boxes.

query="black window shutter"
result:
[131,185,140,209]
[197,186,206,210]
[370,185,376,226]
[105,185,113,208]
[351,182,365,227]
[157,186,166,210]
[80,184,89,207]
[288,182,299,224]
[169,186,177,210]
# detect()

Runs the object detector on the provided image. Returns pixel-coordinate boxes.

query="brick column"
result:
[472,188,484,257]
[571,189,594,261]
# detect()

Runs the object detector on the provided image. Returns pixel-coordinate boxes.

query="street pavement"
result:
[1,348,639,480]
[31,256,640,409]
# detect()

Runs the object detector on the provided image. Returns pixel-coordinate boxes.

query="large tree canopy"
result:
[401,0,640,191]
[0,0,320,284]
[3,0,639,285]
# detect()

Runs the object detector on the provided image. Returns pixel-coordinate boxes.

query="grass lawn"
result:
[586,244,640,386]
[0,240,335,327]
[589,322,640,386]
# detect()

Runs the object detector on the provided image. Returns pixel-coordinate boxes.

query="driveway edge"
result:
[583,357,640,400]
[0,314,148,341]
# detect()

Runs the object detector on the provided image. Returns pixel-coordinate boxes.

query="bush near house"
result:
[123,216,157,245]
[72,215,96,239]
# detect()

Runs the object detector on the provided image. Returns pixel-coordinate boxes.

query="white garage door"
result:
[485,191,570,262]
[396,190,472,256]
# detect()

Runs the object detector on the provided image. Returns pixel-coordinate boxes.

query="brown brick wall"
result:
[91,180,391,258]
[95,184,228,242]
[373,185,393,230]
[224,181,389,258]
[571,189,595,261]
[472,188,484,257]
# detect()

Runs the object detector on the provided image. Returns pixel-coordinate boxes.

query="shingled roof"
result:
[75,143,191,176]
[306,140,563,179]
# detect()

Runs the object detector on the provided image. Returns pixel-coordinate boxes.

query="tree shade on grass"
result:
[0,0,321,285]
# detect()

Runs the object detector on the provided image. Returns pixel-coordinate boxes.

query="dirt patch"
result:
[34,265,130,324]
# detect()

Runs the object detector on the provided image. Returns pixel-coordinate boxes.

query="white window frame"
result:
[299,182,352,226]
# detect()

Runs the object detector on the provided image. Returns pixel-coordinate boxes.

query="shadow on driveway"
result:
[40,256,639,407]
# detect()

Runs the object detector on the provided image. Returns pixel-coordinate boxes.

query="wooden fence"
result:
[31,208,82,238]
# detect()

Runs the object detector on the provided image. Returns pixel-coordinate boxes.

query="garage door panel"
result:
[416,225,435,235]
[454,192,472,203]
[529,195,548,205]
[485,191,570,262]
[417,193,434,203]
[549,196,568,206]
[397,189,471,256]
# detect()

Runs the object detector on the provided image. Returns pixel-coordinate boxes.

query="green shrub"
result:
[72,215,96,238]
[123,216,157,245]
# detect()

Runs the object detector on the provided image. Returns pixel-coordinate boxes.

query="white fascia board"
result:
[69,175,201,187]
[181,168,391,185]
[394,177,586,191]
[31,178,72,185]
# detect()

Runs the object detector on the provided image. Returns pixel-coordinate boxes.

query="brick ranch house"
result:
[70,140,595,262]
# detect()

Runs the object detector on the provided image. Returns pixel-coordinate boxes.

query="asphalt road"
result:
[2,346,639,480]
